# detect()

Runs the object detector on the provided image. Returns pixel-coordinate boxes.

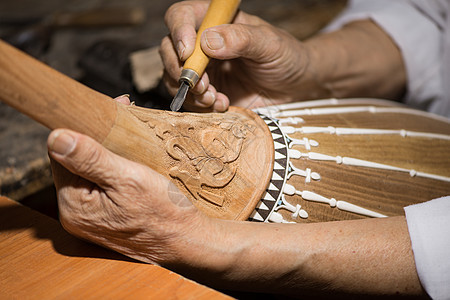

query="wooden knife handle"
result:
[183,0,240,82]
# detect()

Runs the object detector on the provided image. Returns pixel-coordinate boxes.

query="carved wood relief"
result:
[122,105,274,220]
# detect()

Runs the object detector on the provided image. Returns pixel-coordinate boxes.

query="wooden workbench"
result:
[0,196,230,299]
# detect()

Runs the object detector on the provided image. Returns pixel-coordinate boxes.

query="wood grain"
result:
[262,100,450,223]
[0,41,116,143]
[0,196,230,299]
[0,40,274,221]
[1,39,448,225]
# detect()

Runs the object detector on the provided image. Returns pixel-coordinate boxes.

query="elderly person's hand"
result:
[47,123,208,265]
[160,1,406,112]
[47,98,422,297]
[160,0,313,112]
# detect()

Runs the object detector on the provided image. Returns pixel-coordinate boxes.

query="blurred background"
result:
[0,0,346,218]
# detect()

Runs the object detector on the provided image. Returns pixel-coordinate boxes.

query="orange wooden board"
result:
[0,196,230,299]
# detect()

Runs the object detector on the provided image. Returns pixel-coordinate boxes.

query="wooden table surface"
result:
[0,196,230,299]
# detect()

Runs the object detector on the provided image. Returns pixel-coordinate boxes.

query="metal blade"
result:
[170,81,189,112]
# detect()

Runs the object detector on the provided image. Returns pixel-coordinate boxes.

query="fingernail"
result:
[177,40,186,59]
[49,131,76,156]
[115,94,131,105]
[115,94,130,101]
[194,91,215,108]
[205,30,224,50]
[215,99,226,112]
[206,91,216,104]
[198,79,206,93]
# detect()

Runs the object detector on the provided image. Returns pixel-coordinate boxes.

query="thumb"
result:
[200,23,281,62]
[47,129,121,189]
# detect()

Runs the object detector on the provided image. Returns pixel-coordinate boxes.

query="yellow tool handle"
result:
[183,0,240,81]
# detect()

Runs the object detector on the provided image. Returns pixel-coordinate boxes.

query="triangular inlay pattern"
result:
[249,114,289,222]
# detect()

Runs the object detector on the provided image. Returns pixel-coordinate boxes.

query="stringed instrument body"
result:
[1,40,449,223]
[250,99,450,223]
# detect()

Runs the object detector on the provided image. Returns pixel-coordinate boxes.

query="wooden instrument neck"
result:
[0,40,275,220]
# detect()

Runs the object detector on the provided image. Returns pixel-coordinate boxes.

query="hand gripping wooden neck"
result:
[0,40,274,221]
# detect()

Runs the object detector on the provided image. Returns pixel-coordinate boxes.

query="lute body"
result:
[0,40,449,222]
[251,99,450,223]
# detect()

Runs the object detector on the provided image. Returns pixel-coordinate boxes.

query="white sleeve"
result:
[323,0,444,115]
[404,196,450,299]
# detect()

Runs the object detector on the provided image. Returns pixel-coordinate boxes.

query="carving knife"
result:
[170,0,241,111]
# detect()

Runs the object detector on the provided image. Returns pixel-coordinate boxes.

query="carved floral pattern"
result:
[129,108,254,206]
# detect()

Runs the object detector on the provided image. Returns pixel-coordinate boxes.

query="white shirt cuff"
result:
[404,196,450,299]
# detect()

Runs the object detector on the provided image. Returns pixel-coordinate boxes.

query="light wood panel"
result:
[0,196,230,299]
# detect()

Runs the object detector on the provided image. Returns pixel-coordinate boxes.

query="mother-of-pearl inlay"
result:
[280,126,450,141]
[256,100,450,124]
[251,100,449,223]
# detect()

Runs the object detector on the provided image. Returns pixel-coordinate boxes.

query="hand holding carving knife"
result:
[170,0,241,112]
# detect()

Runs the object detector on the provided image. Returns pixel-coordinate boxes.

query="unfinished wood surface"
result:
[250,99,450,223]
[0,196,230,299]
[0,40,274,221]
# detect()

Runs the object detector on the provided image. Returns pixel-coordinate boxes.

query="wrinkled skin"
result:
[49,96,207,265]
[160,0,310,112]
[48,96,423,297]
[47,1,420,296]
[160,1,406,112]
